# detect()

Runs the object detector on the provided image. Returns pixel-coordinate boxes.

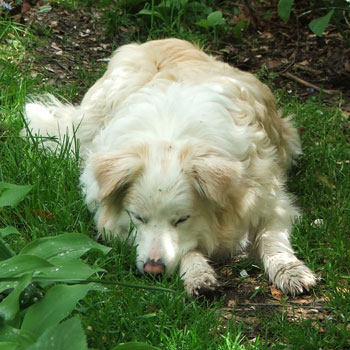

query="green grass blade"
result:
[0,277,175,293]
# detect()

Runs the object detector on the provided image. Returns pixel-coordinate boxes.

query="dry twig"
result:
[283,72,339,95]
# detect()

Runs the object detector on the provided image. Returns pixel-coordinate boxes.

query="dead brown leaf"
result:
[270,285,283,301]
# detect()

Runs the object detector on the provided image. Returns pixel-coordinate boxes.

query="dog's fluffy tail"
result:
[21,94,82,152]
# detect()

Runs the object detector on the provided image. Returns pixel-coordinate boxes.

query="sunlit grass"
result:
[0,20,31,62]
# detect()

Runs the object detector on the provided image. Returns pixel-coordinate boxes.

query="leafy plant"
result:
[278,0,294,23]
[137,0,227,40]
[94,0,237,46]
[195,10,226,39]
[0,183,166,349]
[277,0,350,38]
[0,233,110,348]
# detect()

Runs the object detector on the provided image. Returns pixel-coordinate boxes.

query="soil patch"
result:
[215,258,331,341]
[4,0,349,109]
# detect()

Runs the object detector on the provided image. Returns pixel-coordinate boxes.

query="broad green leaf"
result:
[278,0,294,23]
[196,19,210,30]
[0,281,18,293]
[19,233,111,260]
[138,9,164,20]
[114,342,161,350]
[21,283,93,336]
[0,255,53,278]
[309,9,334,37]
[0,239,15,260]
[232,19,247,40]
[0,273,32,321]
[207,11,225,26]
[0,182,32,207]
[26,317,87,350]
[137,8,153,15]
[0,342,19,350]
[0,326,36,347]
[38,258,102,281]
[0,227,18,260]
[0,226,19,238]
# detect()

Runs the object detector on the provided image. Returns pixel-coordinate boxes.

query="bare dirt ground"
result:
[5,1,349,110]
[3,0,348,336]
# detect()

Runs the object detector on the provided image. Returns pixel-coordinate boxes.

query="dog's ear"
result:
[93,148,146,200]
[190,156,242,205]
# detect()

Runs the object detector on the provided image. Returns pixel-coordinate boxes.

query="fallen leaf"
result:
[240,269,249,278]
[227,299,236,308]
[270,285,283,301]
[315,172,336,190]
[51,42,63,55]
[148,304,157,313]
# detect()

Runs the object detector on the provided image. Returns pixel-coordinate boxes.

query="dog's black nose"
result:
[143,259,165,275]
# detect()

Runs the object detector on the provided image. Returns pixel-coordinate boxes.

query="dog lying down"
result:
[22,38,316,296]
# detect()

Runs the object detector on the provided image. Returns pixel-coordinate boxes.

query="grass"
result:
[1,3,350,350]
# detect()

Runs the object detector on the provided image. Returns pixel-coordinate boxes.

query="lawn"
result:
[0,1,349,349]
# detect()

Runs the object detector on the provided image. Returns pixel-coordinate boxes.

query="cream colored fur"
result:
[22,38,316,295]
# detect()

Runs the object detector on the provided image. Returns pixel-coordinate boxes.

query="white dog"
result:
[22,38,316,296]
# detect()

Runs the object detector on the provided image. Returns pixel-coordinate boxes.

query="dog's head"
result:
[91,141,242,275]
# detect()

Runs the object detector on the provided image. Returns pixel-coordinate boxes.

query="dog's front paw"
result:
[183,267,218,296]
[180,250,219,296]
[273,260,316,296]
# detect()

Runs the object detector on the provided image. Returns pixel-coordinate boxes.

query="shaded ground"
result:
[221,1,350,109]
[6,1,349,110]
[2,0,348,338]
[215,258,331,341]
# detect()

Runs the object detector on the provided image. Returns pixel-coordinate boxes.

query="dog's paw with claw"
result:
[180,250,219,296]
[183,268,218,296]
[272,260,316,296]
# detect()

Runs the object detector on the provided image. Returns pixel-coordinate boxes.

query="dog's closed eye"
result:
[174,215,190,226]
[134,214,146,223]
[128,211,147,224]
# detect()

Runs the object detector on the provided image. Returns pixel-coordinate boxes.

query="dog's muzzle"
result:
[143,259,165,275]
